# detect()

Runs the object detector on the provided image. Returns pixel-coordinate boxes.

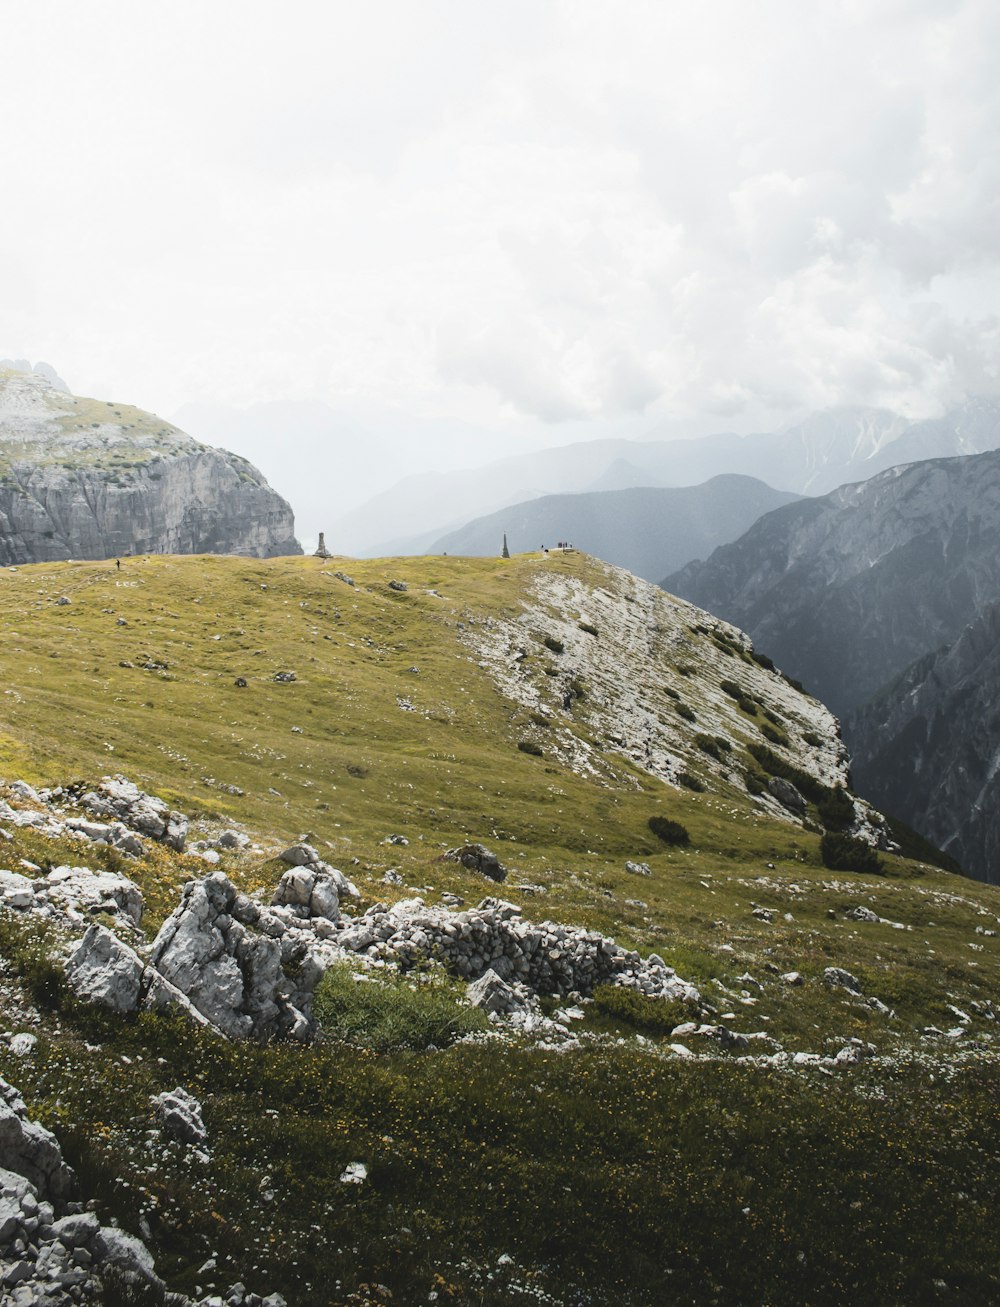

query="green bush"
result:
[314,963,489,1052]
[578,622,599,637]
[694,733,729,761]
[592,984,693,1036]
[678,771,705,792]
[744,769,767,796]
[820,832,883,874]
[817,786,855,832]
[750,649,775,671]
[648,815,690,846]
[517,740,544,757]
[760,721,788,746]
[675,702,696,722]
[543,636,564,655]
[747,742,829,804]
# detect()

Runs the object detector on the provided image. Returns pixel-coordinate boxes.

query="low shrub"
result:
[648,815,690,846]
[542,636,564,655]
[694,733,729,761]
[675,702,696,722]
[517,740,543,757]
[591,985,693,1036]
[760,721,788,746]
[750,649,775,671]
[820,832,883,874]
[578,622,599,637]
[747,742,829,804]
[817,786,855,832]
[677,772,705,792]
[314,963,489,1052]
[743,769,767,796]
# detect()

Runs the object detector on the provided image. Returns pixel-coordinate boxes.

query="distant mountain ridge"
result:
[430,475,801,582]
[847,602,1000,883]
[0,365,300,563]
[663,446,1000,882]
[337,398,1000,556]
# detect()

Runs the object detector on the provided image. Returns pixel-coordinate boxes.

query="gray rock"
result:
[467,969,519,1014]
[65,925,144,1014]
[823,967,863,994]
[0,368,300,565]
[151,1087,207,1147]
[0,1080,74,1201]
[624,861,651,876]
[51,1211,100,1247]
[845,905,880,922]
[93,1224,160,1286]
[767,776,807,813]
[444,843,507,882]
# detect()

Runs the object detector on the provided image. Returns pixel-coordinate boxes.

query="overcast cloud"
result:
[1,0,998,529]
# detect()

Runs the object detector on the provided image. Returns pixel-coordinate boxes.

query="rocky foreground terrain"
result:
[0,550,996,1304]
[0,365,299,563]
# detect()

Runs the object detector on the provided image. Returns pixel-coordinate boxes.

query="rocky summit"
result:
[0,365,300,563]
[0,549,997,1306]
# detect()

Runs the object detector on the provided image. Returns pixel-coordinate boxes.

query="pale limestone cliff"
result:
[0,367,299,562]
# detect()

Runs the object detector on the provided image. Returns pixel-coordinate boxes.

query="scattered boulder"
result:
[624,861,651,877]
[767,776,807,813]
[273,671,297,683]
[151,1087,207,1147]
[823,967,863,995]
[467,969,521,1015]
[444,843,507,883]
[65,925,144,1014]
[79,776,188,852]
[0,1079,74,1202]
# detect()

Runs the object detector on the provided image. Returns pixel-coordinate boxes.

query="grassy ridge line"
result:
[0,549,996,1032]
[0,553,820,917]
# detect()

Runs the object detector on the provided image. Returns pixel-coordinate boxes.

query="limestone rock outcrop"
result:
[0,366,300,563]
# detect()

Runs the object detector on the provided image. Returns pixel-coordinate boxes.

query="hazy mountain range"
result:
[334,398,1000,557]
[431,476,801,582]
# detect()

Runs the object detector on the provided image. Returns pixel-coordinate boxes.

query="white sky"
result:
[2,0,999,522]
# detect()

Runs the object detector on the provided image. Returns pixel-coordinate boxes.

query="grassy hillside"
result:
[0,550,998,1304]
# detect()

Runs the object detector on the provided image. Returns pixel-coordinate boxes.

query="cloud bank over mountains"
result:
[1,1,998,466]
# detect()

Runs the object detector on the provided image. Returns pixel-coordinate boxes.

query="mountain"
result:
[430,475,802,581]
[847,602,1000,882]
[0,366,300,562]
[0,550,996,1304]
[664,449,1000,718]
[664,448,1000,881]
[338,399,1000,556]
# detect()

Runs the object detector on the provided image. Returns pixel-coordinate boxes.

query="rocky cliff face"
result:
[664,449,1000,881]
[847,603,1000,883]
[664,450,1000,717]
[0,366,300,562]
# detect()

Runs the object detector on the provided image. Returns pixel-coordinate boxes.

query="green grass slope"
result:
[0,550,997,1305]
